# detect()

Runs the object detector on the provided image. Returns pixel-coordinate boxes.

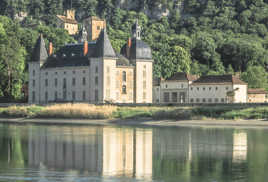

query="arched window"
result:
[122,85,127,94]
[122,71,127,82]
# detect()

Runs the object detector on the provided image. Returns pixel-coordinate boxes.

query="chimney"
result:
[83,41,88,56]
[126,37,131,58]
[49,42,53,56]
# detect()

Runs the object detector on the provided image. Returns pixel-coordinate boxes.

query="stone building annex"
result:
[28,21,153,104]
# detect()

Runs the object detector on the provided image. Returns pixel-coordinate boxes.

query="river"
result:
[0,123,267,182]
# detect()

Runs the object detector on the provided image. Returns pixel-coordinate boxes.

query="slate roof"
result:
[192,75,247,85]
[94,29,117,58]
[116,54,130,66]
[120,38,152,60]
[248,88,267,94]
[57,15,77,24]
[42,43,94,68]
[166,72,198,82]
[31,34,48,63]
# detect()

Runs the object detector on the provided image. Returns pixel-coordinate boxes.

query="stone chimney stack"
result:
[83,41,88,56]
[49,42,53,56]
[126,37,132,58]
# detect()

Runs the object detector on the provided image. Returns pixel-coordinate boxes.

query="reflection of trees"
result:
[0,125,26,169]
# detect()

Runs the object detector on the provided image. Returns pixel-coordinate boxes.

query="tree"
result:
[241,66,268,89]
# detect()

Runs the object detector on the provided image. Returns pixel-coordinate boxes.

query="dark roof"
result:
[248,88,267,94]
[94,29,117,58]
[120,38,152,60]
[166,72,198,81]
[193,75,247,85]
[57,15,77,24]
[116,55,130,66]
[42,43,95,68]
[31,34,48,63]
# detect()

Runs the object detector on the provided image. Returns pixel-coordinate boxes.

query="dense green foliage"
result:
[1,0,268,100]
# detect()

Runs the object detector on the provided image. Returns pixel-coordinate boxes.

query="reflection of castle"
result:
[233,132,247,163]
[27,126,248,180]
[28,126,152,179]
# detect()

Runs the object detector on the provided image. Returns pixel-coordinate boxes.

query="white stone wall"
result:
[233,84,247,103]
[159,81,189,103]
[39,66,90,103]
[89,58,103,103]
[103,58,117,102]
[28,62,41,104]
[135,61,153,103]
[189,84,232,103]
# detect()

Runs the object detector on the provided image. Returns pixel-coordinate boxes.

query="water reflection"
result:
[1,124,268,182]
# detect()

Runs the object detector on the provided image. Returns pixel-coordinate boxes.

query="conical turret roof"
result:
[94,29,117,58]
[31,34,48,63]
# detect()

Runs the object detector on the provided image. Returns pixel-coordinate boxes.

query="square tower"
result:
[83,16,106,41]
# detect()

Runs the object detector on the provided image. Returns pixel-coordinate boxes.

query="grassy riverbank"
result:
[0,104,268,120]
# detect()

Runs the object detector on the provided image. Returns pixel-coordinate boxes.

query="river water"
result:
[0,123,267,182]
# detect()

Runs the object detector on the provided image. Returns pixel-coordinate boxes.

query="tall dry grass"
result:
[36,104,117,119]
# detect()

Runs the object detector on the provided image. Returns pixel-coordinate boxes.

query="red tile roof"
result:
[248,88,267,94]
[166,72,198,82]
[57,15,77,24]
[192,75,247,85]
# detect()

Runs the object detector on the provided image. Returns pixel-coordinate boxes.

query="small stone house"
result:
[189,75,247,103]
[83,16,106,41]
[248,88,267,103]
[153,72,198,103]
[56,10,78,35]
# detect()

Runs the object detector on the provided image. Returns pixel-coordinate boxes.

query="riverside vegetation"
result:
[0,104,268,120]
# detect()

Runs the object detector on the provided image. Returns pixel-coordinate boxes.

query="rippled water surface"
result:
[0,123,268,182]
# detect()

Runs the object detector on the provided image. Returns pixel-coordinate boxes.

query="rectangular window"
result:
[106,89,110,99]
[63,78,66,88]
[72,78,76,86]
[33,70,35,76]
[221,98,225,103]
[72,91,76,101]
[202,98,206,103]
[95,66,98,73]
[55,91,58,101]
[143,70,146,78]
[196,98,200,103]
[172,92,178,102]
[164,92,170,102]
[122,85,127,94]
[203,87,205,91]
[208,98,212,103]
[33,80,35,87]
[95,90,99,102]
[55,78,58,87]
[95,77,98,86]
[190,98,194,103]
[143,92,146,100]
[215,98,219,103]
[143,80,146,89]
[63,91,67,100]
[45,92,48,102]
[181,84,184,88]
[32,91,35,102]
[83,77,86,86]
[83,91,86,100]
[191,87,193,91]
[123,71,127,82]
[107,76,110,86]
[45,79,48,87]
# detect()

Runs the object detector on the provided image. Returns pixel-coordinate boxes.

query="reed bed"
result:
[36,104,117,119]
[1,104,268,121]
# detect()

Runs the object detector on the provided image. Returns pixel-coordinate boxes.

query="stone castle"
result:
[28,21,153,104]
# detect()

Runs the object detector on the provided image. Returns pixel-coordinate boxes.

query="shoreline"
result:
[1,117,268,129]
